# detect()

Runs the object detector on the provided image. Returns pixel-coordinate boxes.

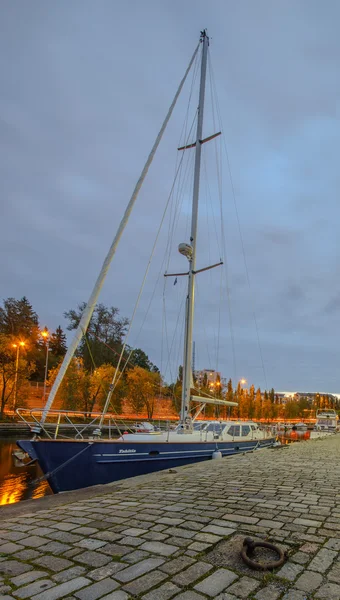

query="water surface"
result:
[0,438,51,505]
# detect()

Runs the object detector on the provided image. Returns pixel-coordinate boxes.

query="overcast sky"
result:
[1,1,340,393]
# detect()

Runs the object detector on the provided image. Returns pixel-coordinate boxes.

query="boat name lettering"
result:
[119,449,136,453]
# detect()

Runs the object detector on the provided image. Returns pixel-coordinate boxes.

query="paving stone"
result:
[254,583,281,600]
[172,561,213,586]
[315,582,340,599]
[293,518,322,527]
[63,548,84,559]
[29,527,57,536]
[74,577,119,599]
[34,556,74,572]
[15,549,41,561]
[123,549,151,564]
[281,589,308,600]
[100,592,129,599]
[19,536,48,548]
[194,533,221,544]
[91,531,122,542]
[325,538,340,551]
[38,541,71,554]
[308,547,337,572]
[98,543,131,557]
[157,518,184,526]
[194,568,238,596]
[221,513,259,524]
[115,558,165,582]
[52,522,79,532]
[327,560,340,582]
[30,576,90,600]
[142,581,181,600]
[72,527,99,535]
[172,592,207,600]
[258,519,284,529]
[0,542,23,554]
[290,551,310,565]
[74,550,112,567]
[140,541,179,556]
[11,571,48,587]
[87,563,124,581]
[294,570,323,592]
[0,561,33,576]
[52,566,87,583]
[276,561,304,581]
[121,528,148,536]
[188,542,211,552]
[123,570,167,595]
[202,525,235,537]
[225,575,259,598]
[15,579,55,598]
[159,555,196,575]
[0,532,26,541]
[118,535,144,547]
[45,532,83,544]
[75,539,107,550]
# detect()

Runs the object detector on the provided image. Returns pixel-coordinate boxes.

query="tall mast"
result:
[180,30,209,429]
[34,43,200,430]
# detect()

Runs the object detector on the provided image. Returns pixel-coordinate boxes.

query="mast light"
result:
[178,243,193,260]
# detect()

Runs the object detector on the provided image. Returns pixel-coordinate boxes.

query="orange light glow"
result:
[41,330,49,339]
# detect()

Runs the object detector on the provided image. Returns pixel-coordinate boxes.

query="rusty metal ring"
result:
[240,537,287,570]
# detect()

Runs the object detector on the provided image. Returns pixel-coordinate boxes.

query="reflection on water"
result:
[0,439,51,505]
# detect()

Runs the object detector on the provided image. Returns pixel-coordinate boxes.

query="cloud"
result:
[1,0,340,392]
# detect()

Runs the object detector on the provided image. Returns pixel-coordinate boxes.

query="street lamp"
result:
[240,378,247,386]
[41,330,50,403]
[12,341,25,412]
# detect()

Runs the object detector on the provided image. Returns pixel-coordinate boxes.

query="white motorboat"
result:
[310,409,338,438]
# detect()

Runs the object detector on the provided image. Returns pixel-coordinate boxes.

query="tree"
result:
[48,358,87,411]
[254,388,262,420]
[128,348,159,373]
[50,326,67,357]
[248,384,255,419]
[64,302,129,370]
[88,364,126,415]
[126,366,161,419]
[0,297,39,340]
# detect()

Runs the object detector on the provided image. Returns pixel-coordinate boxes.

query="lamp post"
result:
[12,341,25,412]
[41,330,50,403]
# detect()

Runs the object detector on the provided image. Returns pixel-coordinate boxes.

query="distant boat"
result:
[309,409,338,438]
[17,30,276,494]
[292,422,308,431]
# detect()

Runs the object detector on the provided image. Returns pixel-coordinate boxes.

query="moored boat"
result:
[17,30,276,494]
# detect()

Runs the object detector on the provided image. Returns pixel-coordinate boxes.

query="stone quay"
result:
[1,435,340,599]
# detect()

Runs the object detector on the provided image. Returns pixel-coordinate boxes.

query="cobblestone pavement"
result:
[1,436,340,599]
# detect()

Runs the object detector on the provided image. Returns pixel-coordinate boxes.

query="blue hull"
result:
[17,437,275,494]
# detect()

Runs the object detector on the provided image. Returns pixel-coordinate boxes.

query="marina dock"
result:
[1,436,340,599]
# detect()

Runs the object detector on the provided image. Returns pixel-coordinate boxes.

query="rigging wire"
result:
[99,73,204,421]
[208,51,268,388]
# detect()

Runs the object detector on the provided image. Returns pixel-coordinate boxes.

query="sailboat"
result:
[17,31,276,494]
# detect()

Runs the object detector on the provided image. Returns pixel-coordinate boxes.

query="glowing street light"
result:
[41,329,50,403]
[12,341,26,411]
[240,378,247,386]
